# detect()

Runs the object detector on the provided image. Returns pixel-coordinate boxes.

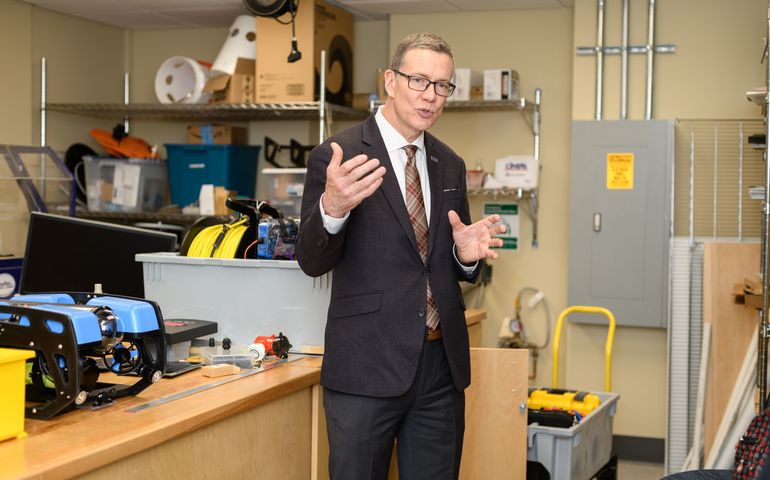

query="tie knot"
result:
[403,144,418,161]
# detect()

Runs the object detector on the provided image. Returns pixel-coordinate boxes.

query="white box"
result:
[137,252,331,351]
[494,155,539,189]
[449,68,482,102]
[483,69,520,101]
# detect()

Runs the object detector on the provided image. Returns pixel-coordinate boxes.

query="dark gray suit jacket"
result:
[296,114,479,397]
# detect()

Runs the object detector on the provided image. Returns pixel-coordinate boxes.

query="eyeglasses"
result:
[393,70,456,97]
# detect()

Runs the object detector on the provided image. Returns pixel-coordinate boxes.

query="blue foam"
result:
[86,296,159,333]
[25,304,102,345]
[11,293,75,304]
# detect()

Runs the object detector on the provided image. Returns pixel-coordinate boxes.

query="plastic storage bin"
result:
[260,167,306,218]
[84,156,168,212]
[527,391,619,480]
[136,252,330,351]
[165,144,261,207]
[0,348,35,441]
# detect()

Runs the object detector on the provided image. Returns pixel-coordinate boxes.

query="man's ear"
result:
[383,69,395,98]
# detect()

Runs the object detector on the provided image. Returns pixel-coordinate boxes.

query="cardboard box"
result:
[733,283,763,309]
[199,185,237,216]
[186,124,248,145]
[352,93,376,111]
[483,68,520,101]
[256,0,353,105]
[449,68,482,102]
[204,58,255,104]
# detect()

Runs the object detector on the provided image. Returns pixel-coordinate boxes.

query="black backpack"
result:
[734,408,770,479]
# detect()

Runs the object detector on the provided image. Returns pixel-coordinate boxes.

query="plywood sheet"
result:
[461,348,529,479]
[703,242,760,460]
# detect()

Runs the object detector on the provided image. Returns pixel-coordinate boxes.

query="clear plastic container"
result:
[261,167,306,218]
[84,156,168,212]
[198,344,255,369]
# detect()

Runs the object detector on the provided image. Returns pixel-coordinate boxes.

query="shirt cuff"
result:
[320,193,349,234]
[453,244,478,274]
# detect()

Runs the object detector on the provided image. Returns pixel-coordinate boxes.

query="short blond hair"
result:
[389,33,454,71]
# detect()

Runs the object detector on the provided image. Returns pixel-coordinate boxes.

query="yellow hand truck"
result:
[526,306,620,480]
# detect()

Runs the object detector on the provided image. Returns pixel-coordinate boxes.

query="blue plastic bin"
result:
[165,144,261,206]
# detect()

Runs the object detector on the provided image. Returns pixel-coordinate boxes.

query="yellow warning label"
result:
[606,153,634,190]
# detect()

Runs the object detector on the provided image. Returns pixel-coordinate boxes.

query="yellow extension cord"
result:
[187,217,249,258]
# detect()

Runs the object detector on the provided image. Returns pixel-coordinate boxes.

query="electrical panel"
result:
[568,120,674,328]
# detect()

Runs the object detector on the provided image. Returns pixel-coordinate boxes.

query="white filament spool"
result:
[154,56,211,104]
[211,15,256,76]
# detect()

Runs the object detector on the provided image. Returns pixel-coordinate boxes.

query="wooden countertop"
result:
[0,360,320,480]
[0,309,486,480]
[465,308,485,327]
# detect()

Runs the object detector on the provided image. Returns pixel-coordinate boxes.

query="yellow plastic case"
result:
[0,348,35,441]
[528,388,601,417]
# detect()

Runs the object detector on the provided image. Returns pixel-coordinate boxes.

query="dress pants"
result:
[323,338,465,480]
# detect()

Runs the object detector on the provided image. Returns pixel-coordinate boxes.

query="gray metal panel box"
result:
[568,120,673,328]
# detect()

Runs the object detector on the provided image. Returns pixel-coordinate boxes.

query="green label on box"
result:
[484,203,519,251]
[484,203,519,215]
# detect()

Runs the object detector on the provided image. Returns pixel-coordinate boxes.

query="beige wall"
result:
[30,6,126,153]
[573,0,765,120]
[0,0,32,145]
[0,2,126,255]
[354,20,389,94]
[0,1,32,256]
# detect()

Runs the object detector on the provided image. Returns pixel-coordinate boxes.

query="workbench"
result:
[0,309,527,480]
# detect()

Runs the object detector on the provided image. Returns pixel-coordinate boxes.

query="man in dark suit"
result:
[296,32,504,480]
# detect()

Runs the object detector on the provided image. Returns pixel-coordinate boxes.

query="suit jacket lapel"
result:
[425,133,443,261]
[361,115,420,254]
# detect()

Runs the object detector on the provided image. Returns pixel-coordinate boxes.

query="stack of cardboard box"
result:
[199,0,353,106]
[256,0,353,105]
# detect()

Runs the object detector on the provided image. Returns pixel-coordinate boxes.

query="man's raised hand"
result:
[322,142,387,218]
[448,211,506,263]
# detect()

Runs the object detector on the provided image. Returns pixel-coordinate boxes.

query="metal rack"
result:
[759,3,770,410]
[471,89,541,248]
[40,50,352,145]
[43,102,369,122]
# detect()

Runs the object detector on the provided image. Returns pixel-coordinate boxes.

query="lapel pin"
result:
[430,155,438,163]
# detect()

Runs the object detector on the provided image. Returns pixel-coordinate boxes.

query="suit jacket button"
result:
[418,308,426,317]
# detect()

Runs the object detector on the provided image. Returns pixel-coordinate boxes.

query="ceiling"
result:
[18,0,572,28]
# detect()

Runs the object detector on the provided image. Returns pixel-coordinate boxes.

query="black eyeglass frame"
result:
[392,70,456,97]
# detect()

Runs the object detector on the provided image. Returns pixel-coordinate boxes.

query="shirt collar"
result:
[375,106,425,156]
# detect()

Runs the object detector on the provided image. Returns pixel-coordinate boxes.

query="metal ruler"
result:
[125,356,299,413]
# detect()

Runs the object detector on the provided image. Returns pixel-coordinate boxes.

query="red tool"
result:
[249,332,292,360]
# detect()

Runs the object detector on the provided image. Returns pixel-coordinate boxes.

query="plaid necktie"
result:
[403,145,440,330]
